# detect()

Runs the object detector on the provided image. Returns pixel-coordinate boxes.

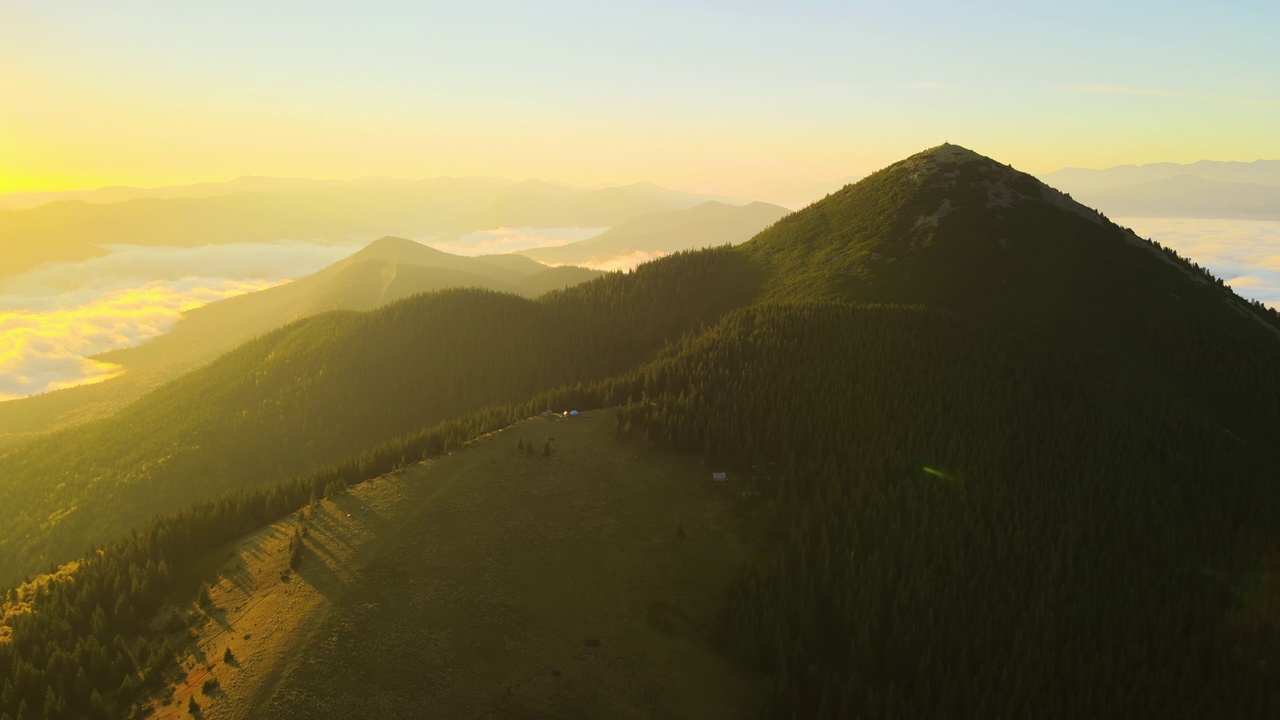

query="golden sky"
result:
[2,1,1278,201]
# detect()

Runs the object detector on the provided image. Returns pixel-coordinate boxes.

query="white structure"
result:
[711,472,727,482]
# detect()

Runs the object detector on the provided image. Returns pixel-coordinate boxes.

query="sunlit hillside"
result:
[0,239,602,447]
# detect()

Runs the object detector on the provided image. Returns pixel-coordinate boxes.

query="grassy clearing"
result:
[153,410,758,719]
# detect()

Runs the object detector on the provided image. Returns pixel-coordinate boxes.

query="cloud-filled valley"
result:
[0,230,639,401]
[1119,217,1280,309]
[0,241,365,400]
[0,279,277,399]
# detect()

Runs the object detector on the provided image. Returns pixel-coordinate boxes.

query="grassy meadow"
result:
[147,410,758,719]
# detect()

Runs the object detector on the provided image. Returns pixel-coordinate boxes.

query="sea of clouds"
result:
[1119,218,1280,310]
[0,241,365,400]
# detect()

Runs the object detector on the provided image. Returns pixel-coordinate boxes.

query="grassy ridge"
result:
[255,412,756,719]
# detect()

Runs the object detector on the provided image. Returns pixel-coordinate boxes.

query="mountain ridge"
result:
[3,143,1280,719]
[1041,158,1280,219]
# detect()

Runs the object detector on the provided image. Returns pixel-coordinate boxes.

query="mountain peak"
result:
[362,235,430,252]
[918,142,990,164]
[742,144,1155,305]
[350,236,447,263]
[881,143,1106,227]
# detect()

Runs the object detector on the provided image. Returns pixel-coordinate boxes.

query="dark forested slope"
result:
[743,144,1280,441]
[590,302,1280,718]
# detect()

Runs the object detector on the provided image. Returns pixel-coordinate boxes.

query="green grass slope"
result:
[257,412,756,719]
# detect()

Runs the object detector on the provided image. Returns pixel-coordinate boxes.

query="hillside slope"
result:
[95,237,601,372]
[0,248,761,583]
[0,239,601,448]
[144,413,755,720]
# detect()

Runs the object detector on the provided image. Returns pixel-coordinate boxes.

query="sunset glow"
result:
[3,1,1277,204]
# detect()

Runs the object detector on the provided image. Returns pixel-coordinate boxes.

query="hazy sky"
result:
[3,1,1278,199]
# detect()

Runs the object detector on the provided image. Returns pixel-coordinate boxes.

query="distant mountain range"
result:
[0,175,427,212]
[1041,159,1280,218]
[0,177,748,277]
[519,200,790,266]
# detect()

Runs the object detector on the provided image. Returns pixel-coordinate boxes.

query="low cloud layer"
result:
[0,241,365,400]
[0,279,276,399]
[1119,217,1280,309]
[2,241,364,298]
[542,250,667,273]
[586,250,666,272]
